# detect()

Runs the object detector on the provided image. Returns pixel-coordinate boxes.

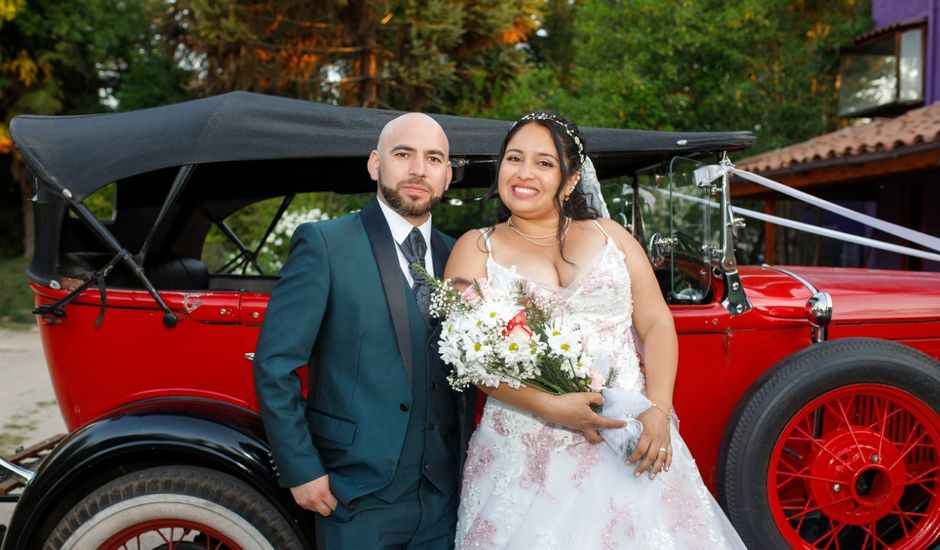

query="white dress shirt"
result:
[377,198,434,286]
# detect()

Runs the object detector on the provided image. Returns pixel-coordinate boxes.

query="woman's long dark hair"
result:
[480,111,599,259]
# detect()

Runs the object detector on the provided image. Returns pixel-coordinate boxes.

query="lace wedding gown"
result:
[455,224,746,549]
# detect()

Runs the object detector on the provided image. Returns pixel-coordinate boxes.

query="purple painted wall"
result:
[873,0,939,104]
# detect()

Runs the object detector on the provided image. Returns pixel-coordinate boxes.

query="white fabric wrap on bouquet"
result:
[598,386,654,459]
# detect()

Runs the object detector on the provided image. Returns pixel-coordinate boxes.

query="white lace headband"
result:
[515,112,585,165]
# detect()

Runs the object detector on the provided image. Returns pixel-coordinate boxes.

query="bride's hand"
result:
[539,392,626,444]
[626,407,672,479]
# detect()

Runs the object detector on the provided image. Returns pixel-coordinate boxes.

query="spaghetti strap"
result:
[591,219,611,240]
[478,227,494,257]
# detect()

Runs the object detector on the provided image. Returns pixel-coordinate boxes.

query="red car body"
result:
[32,265,940,490]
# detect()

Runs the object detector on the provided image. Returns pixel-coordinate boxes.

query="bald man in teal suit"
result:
[254,113,476,548]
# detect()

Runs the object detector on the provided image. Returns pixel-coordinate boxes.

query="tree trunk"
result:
[357,1,378,108]
[11,157,33,259]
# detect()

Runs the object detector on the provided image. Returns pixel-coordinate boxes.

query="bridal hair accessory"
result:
[514,113,610,218]
[517,112,585,165]
[578,156,610,218]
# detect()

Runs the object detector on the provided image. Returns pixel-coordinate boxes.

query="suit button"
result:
[400,402,410,412]
[428,423,435,431]
[431,383,438,390]
[423,463,430,471]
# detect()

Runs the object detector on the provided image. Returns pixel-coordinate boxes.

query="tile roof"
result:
[736,101,940,173]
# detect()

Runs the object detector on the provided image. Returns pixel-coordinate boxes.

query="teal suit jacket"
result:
[253,199,474,506]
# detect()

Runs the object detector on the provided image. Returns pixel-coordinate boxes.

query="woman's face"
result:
[497,122,574,220]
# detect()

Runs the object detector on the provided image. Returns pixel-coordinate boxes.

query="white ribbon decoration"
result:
[669,190,940,264]
[730,168,940,252]
[694,164,940,253]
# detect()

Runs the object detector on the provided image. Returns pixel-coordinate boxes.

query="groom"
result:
[254,112,475,548]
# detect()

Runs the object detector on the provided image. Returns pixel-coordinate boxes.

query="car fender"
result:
[1,398,314,550]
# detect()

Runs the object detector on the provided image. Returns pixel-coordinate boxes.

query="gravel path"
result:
[0,326,66,527]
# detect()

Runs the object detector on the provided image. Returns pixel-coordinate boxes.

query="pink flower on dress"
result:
[463,518,497,548]
[602,498,637,550]
[566,435,601,491]
[490,408,511,437]
[462,442,495,493]
[520,425,564,494]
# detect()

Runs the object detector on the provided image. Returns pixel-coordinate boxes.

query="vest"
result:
[374,280,459,502]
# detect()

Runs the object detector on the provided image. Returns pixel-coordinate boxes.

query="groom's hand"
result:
[291,474,338,516]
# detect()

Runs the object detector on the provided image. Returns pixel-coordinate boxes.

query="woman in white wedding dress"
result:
[443,112,746,549]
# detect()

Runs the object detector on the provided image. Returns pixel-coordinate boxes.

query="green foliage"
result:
[115,50,191,111]
[0,0,875,270]
[202,191,374,274]
[81,184,116,220]
[1,0,151,116]
[480,0,870,155]
[1,0,192,258]
[158,0,542,112]
[0,254,34,326]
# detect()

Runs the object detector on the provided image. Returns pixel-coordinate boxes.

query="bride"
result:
[444,112,746,549]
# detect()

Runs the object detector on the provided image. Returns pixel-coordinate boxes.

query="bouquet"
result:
[416,265,652,458]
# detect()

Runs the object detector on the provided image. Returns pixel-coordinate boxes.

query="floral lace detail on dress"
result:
[566,435,600,491]
[463,518,497,549]
[520,425,565,496]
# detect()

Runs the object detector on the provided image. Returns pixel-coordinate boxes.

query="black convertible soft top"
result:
[12,91,755,201]
[16,92,754,289]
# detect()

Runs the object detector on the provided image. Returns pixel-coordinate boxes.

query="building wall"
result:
[873,0,938,104]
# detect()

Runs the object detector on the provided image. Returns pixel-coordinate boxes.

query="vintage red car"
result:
[2,92,938,549]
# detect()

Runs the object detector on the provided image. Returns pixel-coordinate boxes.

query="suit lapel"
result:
[360,199,413,388]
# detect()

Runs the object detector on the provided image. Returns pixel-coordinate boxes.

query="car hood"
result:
[744,265,940,323]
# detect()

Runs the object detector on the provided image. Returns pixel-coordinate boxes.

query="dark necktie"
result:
[401,227,431,324]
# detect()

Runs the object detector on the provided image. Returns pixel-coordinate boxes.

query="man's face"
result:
[368,114,452,222]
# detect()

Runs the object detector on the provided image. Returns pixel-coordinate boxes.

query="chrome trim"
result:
[806,291,834,342]
[244,352,255,361]
[719,158,752,316]
[761,264,819,294]
[648,232,678,268]
[0,456,35,484]
[721,270,752,316]
[762,264,833,343]
[719,159,737,272]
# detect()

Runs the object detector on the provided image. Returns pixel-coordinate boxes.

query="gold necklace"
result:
[507,216,571,247]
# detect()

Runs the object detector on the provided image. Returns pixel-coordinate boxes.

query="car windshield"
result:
[611,156,721,304]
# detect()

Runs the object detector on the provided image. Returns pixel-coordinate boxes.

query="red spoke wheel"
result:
[719,338,940,550]
[43,466,304,550]
[100,518,241,549]
[770,385,939,548]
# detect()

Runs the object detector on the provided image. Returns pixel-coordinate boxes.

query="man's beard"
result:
[378,176,442,218]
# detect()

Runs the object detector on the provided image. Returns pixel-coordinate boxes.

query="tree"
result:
[484,0,870,154]
[1,0,188,257]
[157,0,542,112]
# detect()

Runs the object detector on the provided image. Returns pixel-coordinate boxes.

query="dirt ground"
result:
[0,326,66,527]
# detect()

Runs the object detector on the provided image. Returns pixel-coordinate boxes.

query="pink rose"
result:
[461,277,490,307]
